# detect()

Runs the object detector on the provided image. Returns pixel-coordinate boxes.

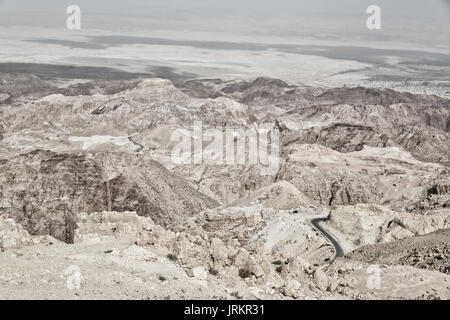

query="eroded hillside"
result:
[0,75,449,299]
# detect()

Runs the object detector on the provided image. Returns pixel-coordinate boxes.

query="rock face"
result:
[313,268,329,292]
[179,78,450,164]
[0,150,217,242]
[0,215,33,251]
[74,211,155,243]
[348,229,450,274]
[324,204,450,250]
[279,144,447,210]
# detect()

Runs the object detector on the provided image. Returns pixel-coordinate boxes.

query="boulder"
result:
[233,248,251,268]
[210,238,230,265]
[0,215,33,251]
[282,280,302,299]
[314,268,329,291]
[192,266,208,280]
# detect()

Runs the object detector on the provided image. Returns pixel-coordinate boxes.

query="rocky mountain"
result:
[0,73,449,300]
[0,150,217,242]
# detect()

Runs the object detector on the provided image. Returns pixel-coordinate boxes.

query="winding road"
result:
[310,217,344,263]
[128,135,144,153]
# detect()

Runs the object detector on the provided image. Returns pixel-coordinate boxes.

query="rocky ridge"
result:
[0,74,449,299]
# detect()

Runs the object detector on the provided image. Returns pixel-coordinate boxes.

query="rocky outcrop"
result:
[325,204,450,250]
[428,184,450,196]
[0,150,217,242]
[74,211,154,242]
[348,229,450,274]
[279,143,447,210]
[0,215,33,251]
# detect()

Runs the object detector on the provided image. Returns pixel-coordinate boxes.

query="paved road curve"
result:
[128,136,144,152]
[311,217,344,262]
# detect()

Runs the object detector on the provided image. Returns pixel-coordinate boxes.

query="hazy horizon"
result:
[0,0,448,46]
[0,0,448,92]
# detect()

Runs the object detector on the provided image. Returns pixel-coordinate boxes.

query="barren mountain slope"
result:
[348,229,450,274]
[0,74,449,300]
[0,150,217,242]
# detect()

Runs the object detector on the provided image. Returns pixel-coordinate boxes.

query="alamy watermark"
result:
[66,5,81,30]
[64,265,82,290]
[171,122,280,176]
[366,264,381,290]
[66,5,381,31]
[366,5,381,30]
